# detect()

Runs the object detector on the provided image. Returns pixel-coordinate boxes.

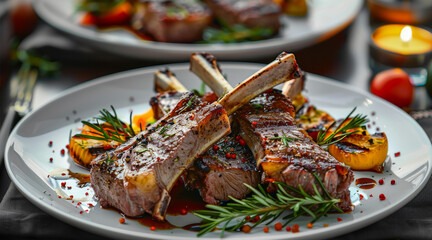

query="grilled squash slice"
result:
[328,131,388,172]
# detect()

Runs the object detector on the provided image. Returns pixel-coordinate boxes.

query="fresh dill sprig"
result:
[316,107,369,146]
[268,131,297,146]
[75,105,136,143]
[193,173,342,237]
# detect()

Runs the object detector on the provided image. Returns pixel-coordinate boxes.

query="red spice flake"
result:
[180,209,187,215]
[379,193,386,200]
[49,158,53,163]
[371,111,376,116]
[156,157,160,161]
[190,114,195,120]
[77,202,82,205]
[370,194,373,197]
[66,144,70,150]
[359,194,364,200]
[337,218,342,222]
[48,141,53,147]
[394,152,401,157]
[285,226,291,231]
[213,145,219,151]
[230,148,234,152]
[372,121,376,125]
[391,180,396,185]
[264,178,276,183]
[61,182,66,187]
[241,158,246,163]
[47,175,50,178]
[85,192,89,196]
[150,226,156,231]
[252,122,257,126]
[376,127,380,131]
[80,211,83,214]
[236,136,241,140]
[72,201,74,203]
[292,224,300,233]
[58,196,61,199]
[360,211,363,213]
[224,139,228,143]
[307,223,313,229]
[60,149,65,155]
[245,216,251,221]
[88,203,94,207]
[231,154,236,159]
[119,218,125,224]
[367,124,371,128]
[61,173,66,176]
[225,153,231,158]
[274,222,283,231]
[379,179,384,185]
[263,226,269,233]
[85,209,89,212]
[69,195,73,199]
[323,224,329,227]
[239,139,246,146]
[253,216,260,222]
[241,225,252,233]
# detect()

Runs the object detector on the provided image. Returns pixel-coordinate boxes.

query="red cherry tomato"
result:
[10,1,38,37]
[370,68,414,108]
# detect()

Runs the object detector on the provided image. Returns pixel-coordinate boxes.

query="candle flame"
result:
[400,26,412,42]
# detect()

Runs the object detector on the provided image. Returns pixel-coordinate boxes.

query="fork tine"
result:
[14,68,38,116]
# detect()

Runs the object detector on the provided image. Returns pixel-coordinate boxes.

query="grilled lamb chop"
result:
[190,52,354,211]
[204,0,281,33]
[132,0,212,42]
[152,70,259,205]
[91,52,300,221]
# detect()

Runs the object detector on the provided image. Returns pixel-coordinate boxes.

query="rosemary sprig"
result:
[316,107,369,146]
[193,173,342,237]
[268,131,297,146]
[192,82,207,97]
[75,106,136,143]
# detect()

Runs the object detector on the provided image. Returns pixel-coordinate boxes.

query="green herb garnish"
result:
[268,131,297,146]
[76,0,125,15]
[75,106,136,143]
[193,173,342,237]
[316,107,369,146]
[201,20,274,43]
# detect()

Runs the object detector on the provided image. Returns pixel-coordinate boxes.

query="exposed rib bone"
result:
[154,69,188,93]
[191,52,300,115]
[190,53,233,97]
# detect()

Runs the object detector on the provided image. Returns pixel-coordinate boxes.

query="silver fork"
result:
[0,67,38,163]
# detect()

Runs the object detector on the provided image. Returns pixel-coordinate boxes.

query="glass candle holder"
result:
[369,24,432,86]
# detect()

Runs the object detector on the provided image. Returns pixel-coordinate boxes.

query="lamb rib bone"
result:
[190,52,354,210]
[154,69,188,93]
[90,52,301,221]
[191,52,301,115]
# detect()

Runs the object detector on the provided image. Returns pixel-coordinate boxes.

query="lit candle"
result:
[372,25,432,55]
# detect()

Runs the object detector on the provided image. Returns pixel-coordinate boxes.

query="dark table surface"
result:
[1,1,432,240]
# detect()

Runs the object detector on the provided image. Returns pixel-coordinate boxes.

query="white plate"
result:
[5,63,432,240]
[33,0,362,61]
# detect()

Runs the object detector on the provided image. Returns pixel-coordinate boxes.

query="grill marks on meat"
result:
[204,0,281,32]
[133,0,212,42]
[91,93,230,220]
[151,90,259,205]
[234,90,354,210]
[187,134,259,204]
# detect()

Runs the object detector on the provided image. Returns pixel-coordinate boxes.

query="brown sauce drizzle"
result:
[67,170,90,185]
[355,178,377,189]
